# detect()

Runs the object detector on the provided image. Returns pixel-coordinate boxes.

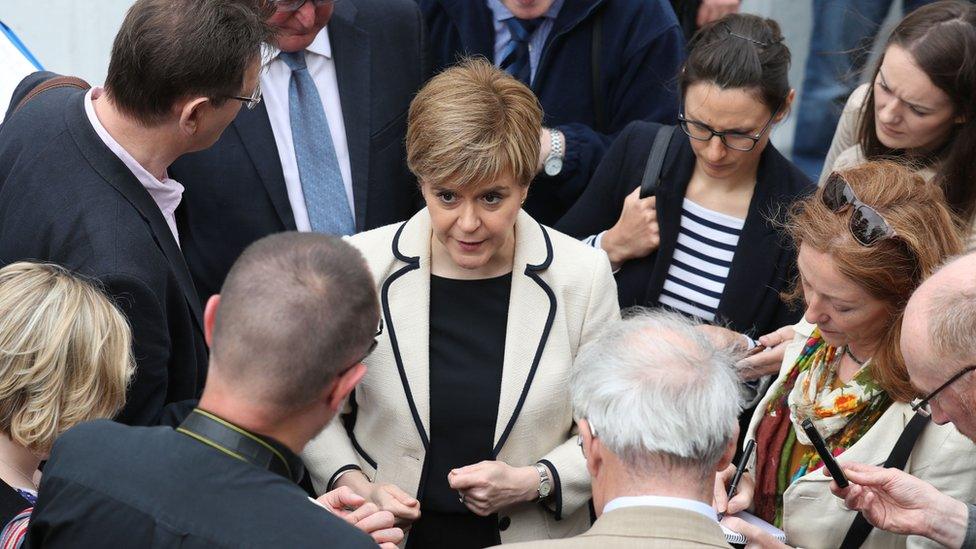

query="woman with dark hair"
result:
[557,13,813,372]
[822,0,976,242]
[719,161,976,547]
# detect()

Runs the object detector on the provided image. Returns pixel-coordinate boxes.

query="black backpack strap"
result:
[590,7,606,134]
[639,125,676,199]
[839,412,931,548]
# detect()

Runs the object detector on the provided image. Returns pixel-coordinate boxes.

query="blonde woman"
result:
[303,58,620,547]
[0,263,133,544]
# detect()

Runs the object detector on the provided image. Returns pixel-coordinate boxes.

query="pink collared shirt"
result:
[84,87,184,246]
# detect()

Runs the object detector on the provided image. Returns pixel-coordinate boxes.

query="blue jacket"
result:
[420,0,685,225]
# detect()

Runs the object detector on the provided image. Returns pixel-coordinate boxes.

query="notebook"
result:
[721,511,787,544]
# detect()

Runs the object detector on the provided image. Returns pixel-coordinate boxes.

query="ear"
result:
[578,418,601,477]
[775,89,796,123]
[325,362,367,413]
[178,97,212,136]
[716,425,741,472]
[204,294,221,348]
[519,184,529,205]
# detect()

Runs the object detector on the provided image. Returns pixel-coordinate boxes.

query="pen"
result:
[726,439,756,503]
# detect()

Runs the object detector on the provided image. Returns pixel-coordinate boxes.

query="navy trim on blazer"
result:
[537,458,564,521]
[491,222,556,458]
[382,221,430,450]
[327,464,362,491]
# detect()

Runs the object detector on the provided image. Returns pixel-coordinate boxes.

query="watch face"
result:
[544,157,563,177]
[539,482,552,497]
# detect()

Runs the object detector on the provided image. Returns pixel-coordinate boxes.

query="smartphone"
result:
[800,418,849,488]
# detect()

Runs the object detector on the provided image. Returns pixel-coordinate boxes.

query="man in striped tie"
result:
[420,0,685,225]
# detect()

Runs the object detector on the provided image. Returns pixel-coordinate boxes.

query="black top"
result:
[0,480,31,529]
[556,121,815,338]
[407,273,511,549]
[26,419,374,548]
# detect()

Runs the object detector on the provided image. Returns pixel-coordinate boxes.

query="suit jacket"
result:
[27,420,374,548]
[499,506,731,548]
[420,0,685,226]
[556,121,815,338]
[0,73,207,426]
[746,320,976,548]
[303,209,621,543]
[170,0,427,304]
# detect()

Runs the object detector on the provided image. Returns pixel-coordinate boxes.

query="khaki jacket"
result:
[303,209,621,543]
[746,320,976,548]
[499,506,731,548]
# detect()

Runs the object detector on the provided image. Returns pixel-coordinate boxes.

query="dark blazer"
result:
[419,0,685,226]
[0,73,207,426]
[170,0,427,304]
[557,121,815,337]
[27,420,375,548]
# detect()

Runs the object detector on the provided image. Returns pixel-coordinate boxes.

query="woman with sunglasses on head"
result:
[557,13,813,390]
[822,1,976,247]
[716,161,976,548]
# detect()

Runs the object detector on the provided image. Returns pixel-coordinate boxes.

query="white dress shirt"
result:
[603,495,719,522]
[261,29,354,232]
[84,87,184,245]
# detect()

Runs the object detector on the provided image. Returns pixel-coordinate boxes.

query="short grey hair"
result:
[570,309,744,475]
[924,254,976,365]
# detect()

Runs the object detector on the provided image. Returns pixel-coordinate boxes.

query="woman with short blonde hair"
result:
[0,262,134,543]
[305,58,621,547]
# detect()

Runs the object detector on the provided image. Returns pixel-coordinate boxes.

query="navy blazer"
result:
[0,73,208,426]
[557,121,815,337]
[171,0,427,304]
[419,0,685,226]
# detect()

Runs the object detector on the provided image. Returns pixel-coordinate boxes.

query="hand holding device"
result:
[800,418,848,489]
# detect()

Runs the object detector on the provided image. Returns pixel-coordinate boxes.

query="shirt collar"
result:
[486,0,564,22]
[603,495,718,522]
[263,27,332,67]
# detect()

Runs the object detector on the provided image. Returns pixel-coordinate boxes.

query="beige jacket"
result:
[303,209,621,544]
[746,320,976,548]
[499,506,731,548]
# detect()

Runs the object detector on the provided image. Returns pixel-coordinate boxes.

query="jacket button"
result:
[498,516,511,531]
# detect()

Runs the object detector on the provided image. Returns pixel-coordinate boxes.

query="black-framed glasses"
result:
[912,365,976,417]
[677,104,781,152]
[272,0,338,12]
[229,82,262,110]
[339,318,384,376]
[822,172,898,247]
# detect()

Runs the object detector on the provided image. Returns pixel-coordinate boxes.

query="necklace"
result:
[844,346,866,366]
[0,455,36,489]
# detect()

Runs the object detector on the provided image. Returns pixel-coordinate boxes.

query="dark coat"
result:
[170,0,427,304]
[26,420,375,548]
[557,121,815,337]
[0,73,208,426]
[419,0,685,226]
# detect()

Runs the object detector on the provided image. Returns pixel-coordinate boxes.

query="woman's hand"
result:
[696,0,740,27]
[602,187,659,269]
[737,325,795,381]
[449,461,540,517]
[713,463,754,516]
[316,486,404,549]
[334,471,421,528]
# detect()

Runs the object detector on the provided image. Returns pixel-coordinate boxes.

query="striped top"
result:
[659,198,744,322]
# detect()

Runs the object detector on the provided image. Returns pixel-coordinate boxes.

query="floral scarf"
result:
[753,328,892,526]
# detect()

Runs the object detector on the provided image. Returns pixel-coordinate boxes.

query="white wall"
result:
[2,1,134,85]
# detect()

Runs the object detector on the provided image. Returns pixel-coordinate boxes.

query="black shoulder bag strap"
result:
[639,125,677,199]
[839,412,931,548]
[591,6,606,134]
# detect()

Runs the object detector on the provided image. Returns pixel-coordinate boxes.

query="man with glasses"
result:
[504,310,743,548]
[814,253,976,549]
[0,0,271,427]
[28,233,401,548]
[170,0,427,308]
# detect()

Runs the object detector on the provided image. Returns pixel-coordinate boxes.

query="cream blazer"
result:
[303,209,621,544]
[746,320,976,548]
[498,506,731,549]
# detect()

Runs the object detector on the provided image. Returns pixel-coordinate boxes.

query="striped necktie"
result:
[280,50,355,235]
[499,17,544,86]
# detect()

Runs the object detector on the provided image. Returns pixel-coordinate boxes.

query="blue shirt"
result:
[486,0,564,84]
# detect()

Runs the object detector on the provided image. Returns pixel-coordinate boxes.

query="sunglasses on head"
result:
[821,172,897,247]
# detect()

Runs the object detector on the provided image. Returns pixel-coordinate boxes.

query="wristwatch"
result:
[535,463,552,500]
[543,128,564,177]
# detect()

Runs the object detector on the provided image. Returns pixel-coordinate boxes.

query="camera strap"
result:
[177,408,303,483]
